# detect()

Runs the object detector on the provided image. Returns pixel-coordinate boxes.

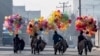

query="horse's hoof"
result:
[34,53,36,54]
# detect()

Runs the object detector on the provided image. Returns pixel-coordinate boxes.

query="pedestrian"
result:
[13,34,20,53]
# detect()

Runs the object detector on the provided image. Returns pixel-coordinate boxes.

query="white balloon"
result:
[3,27,6,30]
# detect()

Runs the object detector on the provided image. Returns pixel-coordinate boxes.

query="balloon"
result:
[63,11,69,20]
[18,30,22,34]
[57,10,60,13]
[68,19,72,23]
[48,17,54,24]
[76,16,97,37]
[3,27,7,30]
[9,32,13,36]
[4,21,9,28]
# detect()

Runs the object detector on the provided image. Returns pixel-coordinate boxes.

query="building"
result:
[0,0,41,45]
[0,0,13,45]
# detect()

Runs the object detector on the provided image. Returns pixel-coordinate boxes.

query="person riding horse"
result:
[53,31,64,55]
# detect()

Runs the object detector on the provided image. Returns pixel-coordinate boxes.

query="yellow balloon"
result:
[48,17,54,24]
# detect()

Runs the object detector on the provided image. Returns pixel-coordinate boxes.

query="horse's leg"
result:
[31,39,33,54]
[78,47,83,55]
[54,48,57,55]
[31,47,33,54]
[58,48,60,54]
[84,42,88,55]
[80,50,83,55]
[37,47,40,54]
[34,48,36,54]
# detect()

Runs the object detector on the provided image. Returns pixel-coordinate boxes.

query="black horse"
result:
[54,39,68,55]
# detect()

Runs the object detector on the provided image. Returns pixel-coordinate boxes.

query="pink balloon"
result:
[4,21,9,28]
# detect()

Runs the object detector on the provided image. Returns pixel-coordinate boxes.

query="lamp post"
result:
[79,0,81,17]
[56,1,71,13]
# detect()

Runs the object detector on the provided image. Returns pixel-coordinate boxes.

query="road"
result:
[0,48,100,56]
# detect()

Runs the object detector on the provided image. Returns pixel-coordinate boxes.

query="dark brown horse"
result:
[30,37,38,54]
[78,39,93,55]
[54,39,68,55]
[30,36,46,54]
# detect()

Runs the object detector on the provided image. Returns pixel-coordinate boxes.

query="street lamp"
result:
[79,0,81,17]
[56,1,71,13]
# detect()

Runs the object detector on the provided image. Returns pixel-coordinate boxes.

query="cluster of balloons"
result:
[26,10,71,35]
[75,16,97,37]
[48,10,71,31]
[3,14,23,35]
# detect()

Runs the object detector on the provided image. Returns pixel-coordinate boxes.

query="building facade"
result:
[0,0,13,45]
[0,0,41,45]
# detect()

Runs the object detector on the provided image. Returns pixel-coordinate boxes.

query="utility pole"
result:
[56,1,71,13]
[79,0,81,17]
[87,4,100,17]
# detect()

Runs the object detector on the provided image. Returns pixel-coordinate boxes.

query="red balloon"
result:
[77,17,82,20]
[68,19,71,23]
[90,18,94,23]
[57,10,60,13]
[84,16,88,19]
[54,19,59,23]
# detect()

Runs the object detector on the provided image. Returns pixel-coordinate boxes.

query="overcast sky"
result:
[13,0,70,18]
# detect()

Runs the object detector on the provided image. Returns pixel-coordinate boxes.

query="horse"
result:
[30,37,38,54]
[30,37,46,54]
[78,39,93,55]
[54,39,68,55]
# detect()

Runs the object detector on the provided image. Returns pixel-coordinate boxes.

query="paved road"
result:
[0,48,100,56]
